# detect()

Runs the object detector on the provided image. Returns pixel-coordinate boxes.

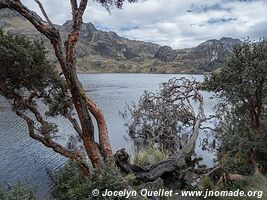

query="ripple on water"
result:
[0,98,67,198]
[0,74,216,199]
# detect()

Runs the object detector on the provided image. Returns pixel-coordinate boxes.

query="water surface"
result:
[0,73,216,197]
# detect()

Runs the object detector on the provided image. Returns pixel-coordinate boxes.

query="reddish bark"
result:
[16,102,90,176]
[87,96,114,164]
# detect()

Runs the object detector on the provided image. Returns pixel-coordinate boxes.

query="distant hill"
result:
[0,9,242,73]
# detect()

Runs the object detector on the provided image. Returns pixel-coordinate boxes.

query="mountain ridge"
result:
[0,9,242,73]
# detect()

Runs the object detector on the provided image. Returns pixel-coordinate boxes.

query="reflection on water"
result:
[0,73,216,198]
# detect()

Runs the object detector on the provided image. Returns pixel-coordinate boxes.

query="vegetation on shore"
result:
[0,0,267,199]
[1,32,267,199]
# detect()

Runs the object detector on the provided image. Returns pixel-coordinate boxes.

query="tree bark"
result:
[0,0,114,170]
[114,149,186,182]
[87,96,114,163]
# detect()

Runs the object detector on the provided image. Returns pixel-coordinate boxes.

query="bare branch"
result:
[65,111,83,138]
[34,0,55,29]
[123,77,207,153]
[16,110,87,162]
[0,0,60,42]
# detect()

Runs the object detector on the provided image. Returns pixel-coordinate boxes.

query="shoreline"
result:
[77,71,209,75]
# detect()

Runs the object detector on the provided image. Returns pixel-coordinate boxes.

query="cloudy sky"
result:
[21,0,267,49]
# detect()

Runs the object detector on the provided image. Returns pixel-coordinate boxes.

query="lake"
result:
[0,73,216,198]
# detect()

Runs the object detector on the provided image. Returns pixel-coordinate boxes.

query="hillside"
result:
[0,9,241,73]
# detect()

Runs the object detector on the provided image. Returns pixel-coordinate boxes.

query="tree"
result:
[204,39,267,173]
[0,0,136,174]
[123,77,207,155]
[0,30,91,174]
[205,39,267,135]
[116,77,210,182]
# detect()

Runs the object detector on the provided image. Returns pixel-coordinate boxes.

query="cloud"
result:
[21,0,267,49]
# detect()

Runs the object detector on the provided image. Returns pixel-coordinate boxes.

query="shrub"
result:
[216,122,267,175]
[204,39,267,175]
[244,172,267,199]
[0,183,36,200]
[220,173,267,200]
[51,161,128,200]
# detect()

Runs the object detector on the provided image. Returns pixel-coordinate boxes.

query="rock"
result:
[154,46,177,62]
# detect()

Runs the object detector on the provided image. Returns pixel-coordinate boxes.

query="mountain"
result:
[0,9,242,73]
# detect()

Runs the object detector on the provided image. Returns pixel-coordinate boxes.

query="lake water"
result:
[0,73,217,198]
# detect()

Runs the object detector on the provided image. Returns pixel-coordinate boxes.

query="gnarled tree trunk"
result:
[0,0,114,173]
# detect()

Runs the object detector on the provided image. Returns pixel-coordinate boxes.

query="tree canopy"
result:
[0,0,138,172]
[204,39,267,174]
[0,30,92,173]
[205,39,267,133]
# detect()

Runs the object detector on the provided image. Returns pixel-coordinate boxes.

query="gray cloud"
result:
[21,0,267,49]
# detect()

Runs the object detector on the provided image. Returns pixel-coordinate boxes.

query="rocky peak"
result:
[219,37,241,43]
[154,46,176,62]
[81,22,97,33]
[219,37,242,52]
[0,8,243,73]
[197,39,219,48]
[62,20,96,31]
[62,20,73,29]
[197,37,241,49]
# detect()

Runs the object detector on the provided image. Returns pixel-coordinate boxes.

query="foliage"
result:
[51,161,128,200]
[201,176,216,190]
[216,173,267,200]
[0,30,89,171]
[217,127,267,175]
[204,39,267,133]
[96,0,137,9]
[0,30,58,93]
[0,30,70,130]
[0,183,36,200]
[0,29,72,116]
[201,173,267,199]
[243,172,267,200]
[204,39,267,174]
[122,77,205,153]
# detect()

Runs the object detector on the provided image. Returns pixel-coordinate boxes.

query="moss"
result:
[79,89,86,99]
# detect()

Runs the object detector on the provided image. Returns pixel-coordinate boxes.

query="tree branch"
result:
[0,0,60,42]
[70,0,78,20]
[65,111,83,138]
[16,109,89,174]
[34,0,55,29]
[87,96,114,163]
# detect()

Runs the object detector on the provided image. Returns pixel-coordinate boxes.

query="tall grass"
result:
[132,146,169,166]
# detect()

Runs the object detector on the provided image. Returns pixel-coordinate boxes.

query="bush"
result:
[219,173,267,200]
[0,183,36,200]
[204,39,267,175]
[122,77,204,153]
[217,121,267,175]
[51,161,128,200]
[244,173,267,199]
